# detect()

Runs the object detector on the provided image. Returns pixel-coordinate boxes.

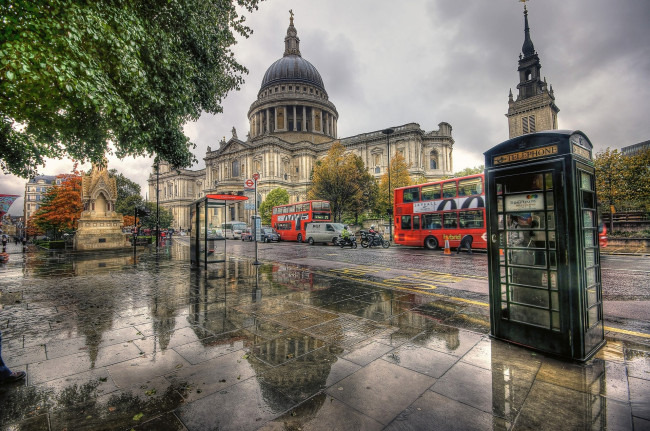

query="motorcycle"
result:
[338,234,357,249]
[360,231,390,248]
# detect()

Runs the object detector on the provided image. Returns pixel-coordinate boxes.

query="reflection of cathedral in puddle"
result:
[188,261,339,409]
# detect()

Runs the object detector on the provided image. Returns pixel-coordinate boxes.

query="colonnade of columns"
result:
[249,105,337,138]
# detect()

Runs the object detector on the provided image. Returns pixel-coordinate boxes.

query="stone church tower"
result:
[506,6,559,139]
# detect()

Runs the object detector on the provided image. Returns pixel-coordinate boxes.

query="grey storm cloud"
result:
[2,0,649,215]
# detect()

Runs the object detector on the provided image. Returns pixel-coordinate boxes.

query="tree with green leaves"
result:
[1,0,261,178]
[308,142,374,222]
[342,154,377,225]
[138,201,173,230]
[620,148,650,212]
[594,148,626,232]
[375,152,411,217]
[259,188,289,225]
[454,165,484,177]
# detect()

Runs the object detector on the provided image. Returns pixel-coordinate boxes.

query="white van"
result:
[305,222,345,245]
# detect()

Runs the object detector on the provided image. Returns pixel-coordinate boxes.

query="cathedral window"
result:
[231,160,240,178]
[430,151,439,170]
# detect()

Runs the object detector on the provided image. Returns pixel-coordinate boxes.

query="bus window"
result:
[443,182,457,198]
[322,202,330,210]
[402,188,420,203]
[458,178,483,196]
[401,215,412,229]
[423,213,442,229]
[413,215,420,230]
[422,184,441,201]
[459,210,484,228]
[443,212,458,229]
[276,222,291,230]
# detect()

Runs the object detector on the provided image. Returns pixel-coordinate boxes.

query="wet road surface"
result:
[0,240,648,430]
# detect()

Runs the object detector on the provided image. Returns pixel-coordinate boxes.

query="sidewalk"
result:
[0,243,648,430]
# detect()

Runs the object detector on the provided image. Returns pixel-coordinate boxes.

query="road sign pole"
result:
[253,174,261,265]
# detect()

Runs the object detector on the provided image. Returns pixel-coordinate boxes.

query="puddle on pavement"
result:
[0,244,648,429]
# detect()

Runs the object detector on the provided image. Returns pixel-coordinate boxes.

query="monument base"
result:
[74,212,130,251]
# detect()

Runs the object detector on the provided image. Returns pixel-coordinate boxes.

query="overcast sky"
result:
[3,0,649,216]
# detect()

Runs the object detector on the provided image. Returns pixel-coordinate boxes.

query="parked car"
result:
[241,230,253,242]
[260,227,280,243]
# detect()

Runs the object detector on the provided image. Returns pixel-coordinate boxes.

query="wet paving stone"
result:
[325,359,436,425]
[1,245,649,429]
[258,392,384,431]
[176,377,294,431]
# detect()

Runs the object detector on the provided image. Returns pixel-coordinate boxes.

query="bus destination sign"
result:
[493,145,558,165]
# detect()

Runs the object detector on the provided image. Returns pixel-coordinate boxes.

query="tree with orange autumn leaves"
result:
[31,173,83,239]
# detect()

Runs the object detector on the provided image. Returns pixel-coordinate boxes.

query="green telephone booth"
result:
[484,130,605,361]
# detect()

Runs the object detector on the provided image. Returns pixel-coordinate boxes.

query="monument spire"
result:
[284,9,301,57]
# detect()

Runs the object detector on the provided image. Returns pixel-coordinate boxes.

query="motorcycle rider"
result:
[341,225,353,246]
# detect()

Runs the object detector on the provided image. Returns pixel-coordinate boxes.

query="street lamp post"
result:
[382,128,395,242]
[155,157,160,249]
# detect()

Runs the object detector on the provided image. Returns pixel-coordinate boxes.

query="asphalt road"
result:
[176,236,650,338]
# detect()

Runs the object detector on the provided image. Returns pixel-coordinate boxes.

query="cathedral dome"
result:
[261,55,325,92]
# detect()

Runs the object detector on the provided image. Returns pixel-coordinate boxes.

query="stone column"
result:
[266,108,270,134]
[303,106,307,132]
[293,105,297,131]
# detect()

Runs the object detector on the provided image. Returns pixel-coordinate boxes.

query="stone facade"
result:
[74,161,129,251]
[148,14,454,229]
[506,6,559,139]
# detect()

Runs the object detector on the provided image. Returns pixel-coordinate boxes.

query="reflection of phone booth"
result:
[484,130,604,361]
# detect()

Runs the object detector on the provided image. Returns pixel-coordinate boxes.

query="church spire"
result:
[521,5,535,58]
[284,9,301,57]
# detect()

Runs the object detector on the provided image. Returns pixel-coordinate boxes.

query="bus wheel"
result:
[308,237,315,245]
[297,234,302,243]
[424,237,438,250]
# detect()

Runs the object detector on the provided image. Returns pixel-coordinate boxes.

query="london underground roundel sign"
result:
[245,179,254,188]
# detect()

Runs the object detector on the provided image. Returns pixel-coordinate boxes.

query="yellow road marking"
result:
[329,267,650,339]
[604,326,650,339]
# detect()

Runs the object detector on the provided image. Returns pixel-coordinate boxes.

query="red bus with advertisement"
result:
[271,200,332,242]
[393,174,488,250]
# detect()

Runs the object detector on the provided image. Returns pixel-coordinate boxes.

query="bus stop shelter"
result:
[190,194,248,269]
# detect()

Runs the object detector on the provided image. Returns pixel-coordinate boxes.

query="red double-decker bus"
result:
[393,174,488,250]
[271,200,331,242]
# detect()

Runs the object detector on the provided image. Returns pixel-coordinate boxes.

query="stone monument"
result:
[74,159,130,251]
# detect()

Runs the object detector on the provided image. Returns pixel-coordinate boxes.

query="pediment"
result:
[219,138,251,155]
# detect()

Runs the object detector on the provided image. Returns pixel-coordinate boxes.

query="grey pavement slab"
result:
[0,244,648,430]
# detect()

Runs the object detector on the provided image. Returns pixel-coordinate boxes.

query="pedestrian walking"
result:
[0,331,26,384]
[1,234,7,251]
